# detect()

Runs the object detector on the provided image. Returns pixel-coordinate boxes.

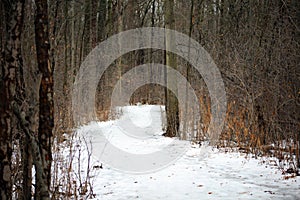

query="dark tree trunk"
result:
[164,0,179,137]
[20,136,33,200]
[0,0,25,199]
[34,0,53,199]
[83,0,91,58]
[97,0,107,42]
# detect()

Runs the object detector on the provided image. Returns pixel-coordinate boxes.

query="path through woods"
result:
[71,105,300,200]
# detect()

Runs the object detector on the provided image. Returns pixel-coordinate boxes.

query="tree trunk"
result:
[164,0,179,137]
[183,0,194,140]
[117,0,123,97]
[20,136,32,200]
[83,0,91,59]
[148,0,156,103]
[0,1,25,199]
[34,0,53,199]
[97,0,107,42]
[90,0,98,48]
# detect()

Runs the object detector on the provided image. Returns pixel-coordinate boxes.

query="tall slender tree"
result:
[35,0,53,198]
[164,0,179,137]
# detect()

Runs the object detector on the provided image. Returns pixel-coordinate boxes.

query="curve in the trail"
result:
[77,105,300,200]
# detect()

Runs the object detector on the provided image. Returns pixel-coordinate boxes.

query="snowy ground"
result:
[75,105,299,200]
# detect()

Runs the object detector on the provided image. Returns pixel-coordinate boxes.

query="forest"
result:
[0,0,299,199]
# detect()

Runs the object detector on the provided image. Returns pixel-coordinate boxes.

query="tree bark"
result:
[20,136,32,200]
[164,0,179,137]
[0,1,25,199]
[34,0,53,199]
[117,0,123,97]
[97,0,107,42]
[183,0,194,140]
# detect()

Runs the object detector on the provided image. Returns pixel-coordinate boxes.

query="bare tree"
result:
[34,0,53,198]
[164,0,179,137]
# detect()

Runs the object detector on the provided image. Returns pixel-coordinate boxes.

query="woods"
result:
[0,0,299,199]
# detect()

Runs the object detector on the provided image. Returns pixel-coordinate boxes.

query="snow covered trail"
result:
[77,105,300,200]
[92,150,299,200]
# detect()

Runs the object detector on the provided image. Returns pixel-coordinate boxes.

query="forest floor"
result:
[72,105,300,200]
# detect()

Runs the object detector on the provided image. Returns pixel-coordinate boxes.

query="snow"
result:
[73,105,300,200]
